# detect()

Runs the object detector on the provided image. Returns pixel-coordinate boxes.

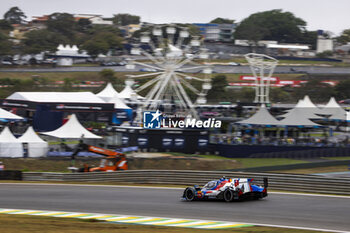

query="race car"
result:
[182,177,268,202]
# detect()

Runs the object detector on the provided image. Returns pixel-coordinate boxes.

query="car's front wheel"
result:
[223,189,234,202]
[183,187,196,201]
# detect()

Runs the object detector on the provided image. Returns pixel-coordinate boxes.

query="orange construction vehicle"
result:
[71,141,128,172]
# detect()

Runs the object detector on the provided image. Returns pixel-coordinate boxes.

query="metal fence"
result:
[23,170,350,195]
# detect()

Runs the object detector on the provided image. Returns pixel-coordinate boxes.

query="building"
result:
[31,15,49,29]
[316,30,333,54]
[193,23,236,42]
[119,24,141,38]
[1,92,115,132]
[73,14,113,25]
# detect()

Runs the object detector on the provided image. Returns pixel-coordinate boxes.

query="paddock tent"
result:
[96,83,120,102]
[0,127,23,158]
[321,97,347,121]
[236,105,280,126]
[279,98,322,119]
[18,126,48,157]
[7,92,106,103]
[118,84,144,100]
[277,108,321,127]
[0,108,23,121]
[41,114,102,139]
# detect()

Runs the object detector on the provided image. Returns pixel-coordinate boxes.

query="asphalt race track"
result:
[0,184,349,232]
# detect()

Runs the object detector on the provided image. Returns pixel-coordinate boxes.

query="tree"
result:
[0,20,13,31]
[21,29,68,54]
[81,30,123,58]
[210,17,235,24]
[47,13,76,38]
[0,31,12,56]
[337,29,350,44]
[298,30,318,50]
[81,39,109,59]
[294,79,334,102]
[234,20,268,48]
[99,69,116,82]
[113,14,140,26]
[207,75,228,101]
[270,88,291,102]
[316,50,333,58]
[234,9,308,44]
[334,80,350,100]
[76,18,92,32]
[4,7,26,24]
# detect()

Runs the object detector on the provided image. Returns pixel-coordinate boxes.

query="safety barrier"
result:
[0,170,22,180]
[22,170,350,195]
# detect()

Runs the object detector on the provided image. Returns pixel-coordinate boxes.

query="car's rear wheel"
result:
[183,187,196,201]
[223,189,234,202]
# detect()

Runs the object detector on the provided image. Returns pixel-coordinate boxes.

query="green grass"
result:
[277,165,349,174]
[322,157,350,160]
[168,152,231,160]
[168,152,309,168]
[0,213,330,233]
[234,158,308,168]
[48,140,79,145]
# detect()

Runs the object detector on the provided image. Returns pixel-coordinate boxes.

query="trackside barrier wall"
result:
[0,170,22,180]
[22,170,350,195]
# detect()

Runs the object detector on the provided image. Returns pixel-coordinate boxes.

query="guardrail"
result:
[22,170,350,195]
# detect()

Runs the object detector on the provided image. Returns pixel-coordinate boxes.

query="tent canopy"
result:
[0,126,19,142]
[7,92,106,103]
[0,126,23,158]
[18,126,47,143]
[108,94,131,109]
[0,108,23,120]
[118,85,144,100]
[320,97,347,120]
[41,114,102,139]
[236,105,280,126]
[18,126,48,158]
[279,97,322,119]
[277,108,320,127]
[96,83,119,101]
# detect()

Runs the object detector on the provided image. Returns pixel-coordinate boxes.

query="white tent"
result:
[119,85,144,100]
[277,108,320,127]
[18,127,48,157]
[7,92,106,103]
[96,83,120,102]
[237,105,280,125]
[118,80,144,100]
[0,108,23,121]
[108,94,131,109]
[0,127,23,158]
[41,114,102,139]
[279,97,322,119]
[320,97,347,121]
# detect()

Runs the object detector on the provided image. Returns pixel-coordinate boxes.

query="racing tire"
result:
[223,189,234,202]
[183,187,196,201]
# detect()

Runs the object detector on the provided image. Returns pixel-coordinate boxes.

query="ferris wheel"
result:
[125,25,212,121]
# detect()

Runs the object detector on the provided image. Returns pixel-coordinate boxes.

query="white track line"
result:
[1,207,349,232]
[1,182,350,198]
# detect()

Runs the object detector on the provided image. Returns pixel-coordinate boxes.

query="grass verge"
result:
[276,165,349,174]
[0,213,331,233]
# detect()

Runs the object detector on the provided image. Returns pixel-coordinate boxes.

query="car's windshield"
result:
[203,181,217,189]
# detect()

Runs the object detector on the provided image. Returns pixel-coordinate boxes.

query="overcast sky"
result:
[1,0,349,35]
